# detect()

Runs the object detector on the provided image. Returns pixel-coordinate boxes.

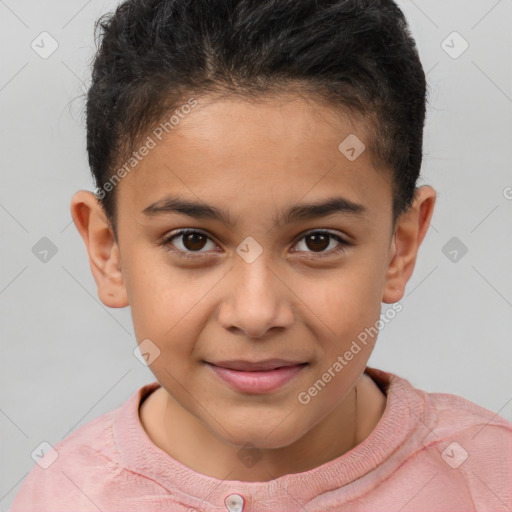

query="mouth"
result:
[207,358,307,372]
[204,359,308,394]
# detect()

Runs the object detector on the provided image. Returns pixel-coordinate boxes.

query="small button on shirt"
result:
[224,493,245,512]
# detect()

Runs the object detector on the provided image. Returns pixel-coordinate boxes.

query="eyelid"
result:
[161,228,219,248]
[295,228,348,243]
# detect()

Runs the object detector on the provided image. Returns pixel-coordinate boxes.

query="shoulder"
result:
[10,408,119,511]
[9,382,152,512]
[418,385,512,443]
[395,373,512,508]
[371,367,512,441]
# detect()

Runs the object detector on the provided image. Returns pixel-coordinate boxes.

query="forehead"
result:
[116,94,392,226]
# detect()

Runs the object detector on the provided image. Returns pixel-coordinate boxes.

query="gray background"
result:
[1,1,511,509]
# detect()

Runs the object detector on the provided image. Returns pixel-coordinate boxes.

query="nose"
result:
[217,253,294,339]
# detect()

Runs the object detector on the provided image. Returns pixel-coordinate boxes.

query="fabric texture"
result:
[10,367,512,511]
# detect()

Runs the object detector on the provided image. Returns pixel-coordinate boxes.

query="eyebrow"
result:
[141,195,370,228]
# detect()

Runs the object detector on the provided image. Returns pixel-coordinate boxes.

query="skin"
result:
[70,93,436,482]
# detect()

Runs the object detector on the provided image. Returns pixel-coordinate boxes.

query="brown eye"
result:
[161,229,217,259]
[181,232,208,251]
[293,230,349,256]
[304,233,330,252]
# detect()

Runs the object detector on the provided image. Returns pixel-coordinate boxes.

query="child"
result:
[11,0,511,510]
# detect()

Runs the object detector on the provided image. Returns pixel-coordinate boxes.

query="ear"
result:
[382,185,436,304]
[70,190,129,308]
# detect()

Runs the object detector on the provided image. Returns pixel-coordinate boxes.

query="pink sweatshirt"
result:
[10,367,512,511]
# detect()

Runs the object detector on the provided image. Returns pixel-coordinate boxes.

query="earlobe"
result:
[70,190,129,308]
[382,186,436,304]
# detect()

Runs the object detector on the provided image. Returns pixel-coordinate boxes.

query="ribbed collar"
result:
[113,366,427,509]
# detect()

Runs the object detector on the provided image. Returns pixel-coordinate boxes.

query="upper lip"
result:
[206,359,307,371]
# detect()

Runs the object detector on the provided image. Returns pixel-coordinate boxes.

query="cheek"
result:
[124,253,224,360]
[292,262,384,344]
[122,248,247,393]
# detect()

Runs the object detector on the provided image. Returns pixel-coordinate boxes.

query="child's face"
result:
[73,93,434,449]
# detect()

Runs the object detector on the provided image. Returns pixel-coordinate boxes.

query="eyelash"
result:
[160,229,350,260]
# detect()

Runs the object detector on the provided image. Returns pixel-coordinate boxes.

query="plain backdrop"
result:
[1,0,511,509]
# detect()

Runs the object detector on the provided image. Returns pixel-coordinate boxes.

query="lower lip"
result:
[206,363,307,394]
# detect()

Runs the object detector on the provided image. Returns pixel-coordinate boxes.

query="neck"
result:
[140,371,386,481]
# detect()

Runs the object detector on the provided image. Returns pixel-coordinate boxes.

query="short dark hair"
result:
[86,0,427,240]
